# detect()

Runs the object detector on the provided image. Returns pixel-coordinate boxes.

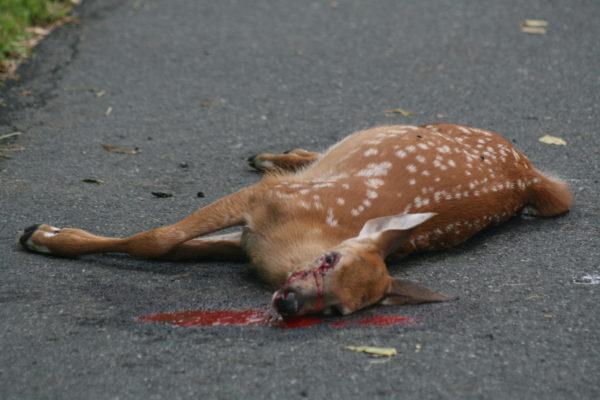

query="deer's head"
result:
[271,212,454,317]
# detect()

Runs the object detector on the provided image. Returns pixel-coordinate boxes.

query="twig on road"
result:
[0,132,22,142]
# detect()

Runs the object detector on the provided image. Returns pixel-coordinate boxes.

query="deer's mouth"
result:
[272,252,342,317]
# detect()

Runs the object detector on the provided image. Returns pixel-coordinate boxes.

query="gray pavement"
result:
[1,0,599,399]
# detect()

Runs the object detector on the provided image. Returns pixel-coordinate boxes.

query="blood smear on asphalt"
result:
[138,309,416,329]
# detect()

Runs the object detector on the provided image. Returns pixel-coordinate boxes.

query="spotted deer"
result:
[20,124,572,317]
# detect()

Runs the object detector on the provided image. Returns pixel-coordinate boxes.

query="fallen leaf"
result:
[21,90,32,97]
[385,108,412,117]
[151,192,173,198]
[521,19,548,34]
[543,314,553,320]
[523,19,548,27]
[82,178,104,184]
[105,106,113,116]
[95,90,106,98]
[521,26,546,34]
[415,344,422,353]
[346,346,397,357]
[200,99,215,108]
[539,135,566,145]
[102,144,139,155]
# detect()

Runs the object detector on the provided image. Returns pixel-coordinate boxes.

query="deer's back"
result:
[245,124,540,282]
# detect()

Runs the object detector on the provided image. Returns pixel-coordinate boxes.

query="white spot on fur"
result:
[366,178,385,189]
[364,148,379,157]
[324,173,350,181]
[417,143,429,150]
[366,190,378,199]
[326,208,338,227]
[336,197,346,205]
[409,178,416,185]
[356,161,392,177]
[406,164,417,173]
[414,196,430,208]
[312,182,334,189]
[416,155,426,164]
[395,150,407,159]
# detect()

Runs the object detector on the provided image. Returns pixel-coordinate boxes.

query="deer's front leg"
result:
[19,185,259,259]
[248,148,320,172]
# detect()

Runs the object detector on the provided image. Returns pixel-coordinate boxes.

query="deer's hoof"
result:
[247,154,274,172]
[18,224,60,254]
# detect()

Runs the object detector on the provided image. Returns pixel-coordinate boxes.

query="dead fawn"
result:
[20,124,572,317]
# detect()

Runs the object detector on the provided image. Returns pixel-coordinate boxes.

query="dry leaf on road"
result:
[200,99,215,108]
[102,144,139,154]
[521,19,548,34]
[539,135,566,145]
[384,108,412,117]
[346,346,397,357]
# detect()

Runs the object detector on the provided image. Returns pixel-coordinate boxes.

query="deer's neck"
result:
[242,215,343,287]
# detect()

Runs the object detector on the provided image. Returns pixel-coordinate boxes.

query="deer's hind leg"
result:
[248,148,320,173]
[159,231,247,262]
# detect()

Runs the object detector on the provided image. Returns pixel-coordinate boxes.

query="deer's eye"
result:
[324,252,340,266]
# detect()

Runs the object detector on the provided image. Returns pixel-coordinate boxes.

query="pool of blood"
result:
[138,309,416,329]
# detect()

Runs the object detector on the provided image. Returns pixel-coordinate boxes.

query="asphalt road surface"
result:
[0,0,598,399]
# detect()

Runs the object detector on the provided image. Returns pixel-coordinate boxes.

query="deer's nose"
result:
[272,289,302,316]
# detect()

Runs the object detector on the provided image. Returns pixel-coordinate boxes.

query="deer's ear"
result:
[358,212,436,238]
[380,278,456,306]
[356,212,436,255]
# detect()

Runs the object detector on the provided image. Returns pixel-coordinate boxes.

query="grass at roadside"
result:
[0,0,77,79]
